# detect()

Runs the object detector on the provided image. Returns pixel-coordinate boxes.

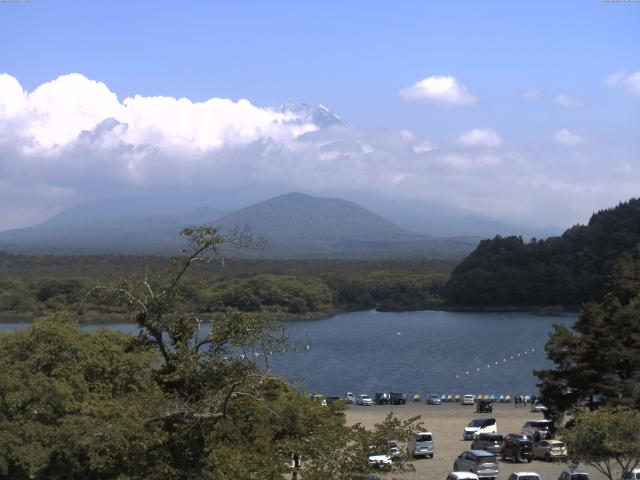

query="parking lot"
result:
[345,402,607,480]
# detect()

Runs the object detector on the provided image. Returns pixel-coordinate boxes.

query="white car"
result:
[356,394,373,406]
[463,394,476,405]
[367,453,392,469]
[448,472,480,480]
[345,392,355,404]
[507,472,541,480]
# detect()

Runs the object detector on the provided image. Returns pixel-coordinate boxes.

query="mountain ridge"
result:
[0,192,478,258]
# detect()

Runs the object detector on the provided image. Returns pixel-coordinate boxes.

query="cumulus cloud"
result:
[399,75,477,106]
[605,70,640,96]
[522,87,543,100]
[457,128,502,148]
[553,128,583,145]
[0,73,320,156]
[555,93,585,108]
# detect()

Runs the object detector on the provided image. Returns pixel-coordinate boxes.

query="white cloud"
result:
[522,87,543,100]
[605,70,640,96]
[413,141,437,153]
[0,73,319,155]
[555,93,585,108]
[398,129,415,141]
[399,75,477,106]
[457,128,502,148]
[553,128,583,145]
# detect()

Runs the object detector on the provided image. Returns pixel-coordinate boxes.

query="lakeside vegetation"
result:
[0,252,453,323]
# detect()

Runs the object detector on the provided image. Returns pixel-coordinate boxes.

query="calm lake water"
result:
[0,309,576,397]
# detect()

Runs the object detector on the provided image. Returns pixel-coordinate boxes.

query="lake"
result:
[0,309,576,398]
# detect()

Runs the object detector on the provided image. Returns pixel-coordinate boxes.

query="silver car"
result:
[426,394,442,405]
[356,394,373,406]
[453,450,499,480]
[407,431,434,458]
[470,433,503,454]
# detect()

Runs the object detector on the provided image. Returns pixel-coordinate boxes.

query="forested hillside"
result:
[444,198,640,306]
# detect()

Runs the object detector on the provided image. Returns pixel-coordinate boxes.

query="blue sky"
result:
[0,0,639,231]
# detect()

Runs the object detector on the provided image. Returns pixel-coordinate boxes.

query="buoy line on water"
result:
[454,347,537,379]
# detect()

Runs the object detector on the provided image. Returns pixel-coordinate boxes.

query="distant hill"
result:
[216,192,412,242]
[211,192,478,259]
[0,192,478,259]
[444,198,640,306]
[0,196,226,255]
[350,192,561,239]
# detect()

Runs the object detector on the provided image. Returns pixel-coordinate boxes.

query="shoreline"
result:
[0,304,579,325]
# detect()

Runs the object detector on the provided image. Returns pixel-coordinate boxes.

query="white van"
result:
[408,431,434,458]
[463,418,497,440]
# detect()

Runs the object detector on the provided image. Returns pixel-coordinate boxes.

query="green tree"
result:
[300,413,421,480]
[536,244,640,418]
[0,314,167,480]
[563,408,640,480]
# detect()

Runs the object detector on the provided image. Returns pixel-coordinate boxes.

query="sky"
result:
[0,0,639,232]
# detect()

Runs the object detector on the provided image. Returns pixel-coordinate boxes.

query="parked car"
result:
[427,393,442,405]
[447,472,480,480]
[463,418,497,440]
[623,469,640,480]
[389,440,401,459]
[356,394,373,406]
[310,394,327,407]
[407,431,434,458]
[559,469,590,480]
[531,401,547,412]
[471,433,504,454]
[367,453,392,470]
[501,433,533,463]
[476,399,493,413]
[532,440,567,461]
[453,450,499,480]
[506,472,541,480]
[390,392,406,405]
[522,420,554,441]
[374,392,390,405]
[326,396,341,406]
[346,392,355,404]
[463,394,476,405]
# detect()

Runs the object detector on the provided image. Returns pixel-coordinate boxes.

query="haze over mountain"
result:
[0,192,480,258]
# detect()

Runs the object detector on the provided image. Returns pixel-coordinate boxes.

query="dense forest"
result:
[444,198,640,306]
[0,253,453,322]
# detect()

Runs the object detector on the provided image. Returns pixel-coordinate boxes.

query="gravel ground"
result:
[345,402,607,480]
